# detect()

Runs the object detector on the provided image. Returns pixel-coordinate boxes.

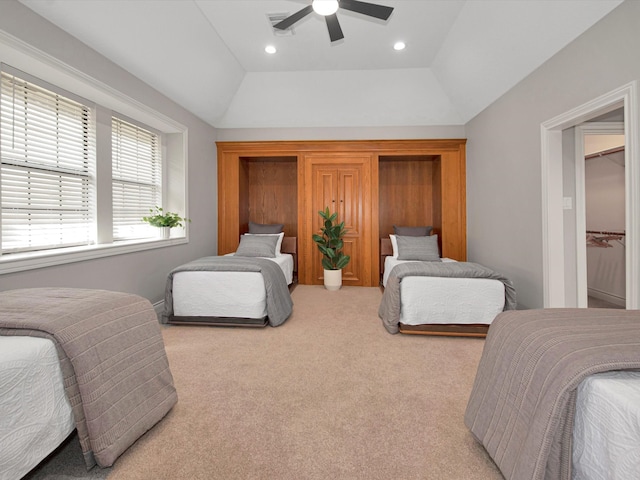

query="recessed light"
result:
[394,41,406,51]
[265,45,277,54]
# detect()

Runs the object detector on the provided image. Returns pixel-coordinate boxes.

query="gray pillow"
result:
[249,221,284,234]
[393,225,433,236]
[235,234,278,258]
[396,234,441,261]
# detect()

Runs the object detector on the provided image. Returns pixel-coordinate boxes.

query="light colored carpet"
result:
[25,285,502,479]
[107,285,501,480]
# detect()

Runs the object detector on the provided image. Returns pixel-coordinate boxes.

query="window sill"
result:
[0,236,188,275]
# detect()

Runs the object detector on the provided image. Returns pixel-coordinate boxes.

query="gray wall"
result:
[465,0,637,309]
[0,1,217,305]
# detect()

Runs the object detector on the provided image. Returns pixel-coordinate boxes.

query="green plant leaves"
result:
[314,206,351,270]
[142,206,191,228]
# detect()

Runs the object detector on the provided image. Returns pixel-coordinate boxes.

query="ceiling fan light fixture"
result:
[312,0,339,16]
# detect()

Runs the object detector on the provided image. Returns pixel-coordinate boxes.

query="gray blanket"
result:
[464,308,640,480]
[0,288,177,468]
[164,256,293,327]
[378,261,517,333]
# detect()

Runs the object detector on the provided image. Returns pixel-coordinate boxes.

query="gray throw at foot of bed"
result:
[464,308,640,480]
[163,256,293,326]
[378,261,517,334]
[0,288,177,469]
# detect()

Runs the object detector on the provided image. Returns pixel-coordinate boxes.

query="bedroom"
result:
[1,0,639,479]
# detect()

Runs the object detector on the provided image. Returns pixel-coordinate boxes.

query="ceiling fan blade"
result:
[339,0,394,20]
[274,5,314,30]
[325,14,344,42]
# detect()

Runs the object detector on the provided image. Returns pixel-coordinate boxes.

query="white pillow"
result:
[246,232,284,256]
[389,234,398,258]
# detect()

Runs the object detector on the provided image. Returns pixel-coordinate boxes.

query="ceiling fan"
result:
[274,0,394,43]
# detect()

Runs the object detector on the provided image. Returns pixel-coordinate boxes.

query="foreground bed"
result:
[0,288,177,477]
[0,336,75,480]
[164,235,295,327]
[573,370,640,479]
[379,237,516,336]
[464,308,640,480]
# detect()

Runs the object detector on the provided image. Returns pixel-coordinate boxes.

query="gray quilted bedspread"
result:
[465,308,640,480]
[0,288,177,468]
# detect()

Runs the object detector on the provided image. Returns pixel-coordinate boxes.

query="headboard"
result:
[282,236,297,276]
[380,238,393,283]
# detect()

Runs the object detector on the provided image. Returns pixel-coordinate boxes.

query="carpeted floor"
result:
[25,285,502,480]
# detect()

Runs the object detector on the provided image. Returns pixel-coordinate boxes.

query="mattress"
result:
[0,336,75,480]
[172,253,293,318]
[573,370,640,480]
[383,257,505,325]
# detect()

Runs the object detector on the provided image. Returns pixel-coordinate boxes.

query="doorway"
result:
[577,124,625,308]
[541,81,639,309]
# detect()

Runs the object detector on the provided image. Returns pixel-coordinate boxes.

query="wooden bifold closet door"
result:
[304,154,373,287]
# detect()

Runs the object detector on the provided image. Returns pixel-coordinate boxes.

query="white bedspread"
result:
[0,336,75,480]
[172,253,293,318]
[383,257,505,325]
[573,370,640,480]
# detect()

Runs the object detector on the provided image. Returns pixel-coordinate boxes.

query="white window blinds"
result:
[112,116,162,240]
[0,70,95,254]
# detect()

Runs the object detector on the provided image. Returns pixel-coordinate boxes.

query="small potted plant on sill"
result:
[142,206,190,239]
[312,207,351,290]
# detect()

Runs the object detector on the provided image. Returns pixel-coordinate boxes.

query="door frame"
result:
[574,122,625,307]
[541,81,639,308]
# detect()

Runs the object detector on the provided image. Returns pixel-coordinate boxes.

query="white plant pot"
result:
[324,268,342,291]
[160,227,171,239]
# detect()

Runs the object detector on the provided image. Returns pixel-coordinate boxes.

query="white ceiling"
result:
[18,0,624,129]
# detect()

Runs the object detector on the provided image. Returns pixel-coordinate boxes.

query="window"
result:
[0,62,187,272]
[0,70,95,253]
[112,117,162,240]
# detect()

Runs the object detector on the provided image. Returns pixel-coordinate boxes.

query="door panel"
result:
[309,161,365,286]
[339,168,360,234]
[341,238,358,282]
[314,167,338,217]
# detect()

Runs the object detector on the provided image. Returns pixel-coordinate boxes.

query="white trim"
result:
[574,122,624,308]
[541,82,639,309]
[0,236,187,275]
[540,127,565,307]
[624,86,640,309]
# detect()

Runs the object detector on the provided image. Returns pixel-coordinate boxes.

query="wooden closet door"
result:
[308,159,367,286]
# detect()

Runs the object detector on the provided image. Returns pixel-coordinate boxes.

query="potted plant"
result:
[312,207,351,290]
[142,206,190,239]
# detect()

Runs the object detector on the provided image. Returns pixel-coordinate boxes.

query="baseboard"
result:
[587,288,626,307]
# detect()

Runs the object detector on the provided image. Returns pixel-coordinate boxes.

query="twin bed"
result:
[0,288,177,480]
[0,336,75,480]
[378,230,516,336]
[164,229,295,328]
[465,308,640,480]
